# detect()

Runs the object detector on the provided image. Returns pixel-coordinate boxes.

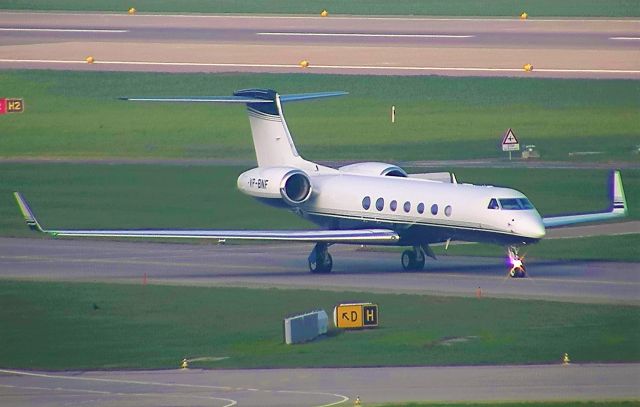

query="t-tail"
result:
[122,89,347,167]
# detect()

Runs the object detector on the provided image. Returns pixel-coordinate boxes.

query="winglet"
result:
[610,170,627,216]
[542,170,628,228]
[13,192,45,232]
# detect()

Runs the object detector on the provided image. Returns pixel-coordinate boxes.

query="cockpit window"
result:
[488,198,499,209]
[518,198,534,209]
[499,198,534,210]
[499,198,521,210]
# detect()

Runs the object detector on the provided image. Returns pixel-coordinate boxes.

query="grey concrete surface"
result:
[1,363,639,406]
[1,236,638,304]
[0,12,638,77]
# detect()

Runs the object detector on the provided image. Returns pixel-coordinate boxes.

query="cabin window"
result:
[488,198,499,209]
[362,196,371,210]
[431,204,438,215]
[403,201,411,213]
[376,197,384,211]
[417,203,425,214]
[390,200,398,211]
[445,205,452,217]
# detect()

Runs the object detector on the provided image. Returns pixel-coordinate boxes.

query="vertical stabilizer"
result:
[234,89,301,167]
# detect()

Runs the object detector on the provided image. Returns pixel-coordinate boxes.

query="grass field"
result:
[1,281,638,370]
[1,0,638,17]
[0,71,638,162]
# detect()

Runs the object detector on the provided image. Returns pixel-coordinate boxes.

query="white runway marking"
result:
[0,383,231,403]
[0,28,128,33]
[0,369,349,407]
[0,58,639,75]
[257,32,474,39]
[610,36,640,40]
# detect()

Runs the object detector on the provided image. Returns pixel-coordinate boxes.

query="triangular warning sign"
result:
[502,128,519,145]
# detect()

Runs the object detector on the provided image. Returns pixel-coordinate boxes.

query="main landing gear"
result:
[401,244,437,271]
[507,246,527,278]
[308,242,333,274]
[308,243,436,274]
[401,246,426,271]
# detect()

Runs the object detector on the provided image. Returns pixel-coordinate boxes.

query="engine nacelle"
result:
[338,162,407,177]
[237,167,312,205]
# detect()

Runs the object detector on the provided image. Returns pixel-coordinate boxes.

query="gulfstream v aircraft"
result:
[15,89,628,277]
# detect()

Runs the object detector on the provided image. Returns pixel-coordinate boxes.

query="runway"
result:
[0,12,639,77]
[1,236,638,304]
[1,364,639,407]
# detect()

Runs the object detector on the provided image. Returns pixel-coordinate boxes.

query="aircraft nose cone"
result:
[531,220,546,239]
[525,215,546,239]
[511,213,545,239]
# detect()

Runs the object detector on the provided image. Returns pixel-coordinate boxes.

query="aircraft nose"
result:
[524,214,546,239]
[509,213,545,239]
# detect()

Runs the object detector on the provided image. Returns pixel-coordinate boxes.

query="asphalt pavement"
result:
[1,12,638,77]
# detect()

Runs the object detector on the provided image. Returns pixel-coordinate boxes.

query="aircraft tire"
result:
[309,252,333,274]
[401,250,415,271]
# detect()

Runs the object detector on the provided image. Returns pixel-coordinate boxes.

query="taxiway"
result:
[0,12,638,77]
[1,363,639,406]
[1,236,638,304]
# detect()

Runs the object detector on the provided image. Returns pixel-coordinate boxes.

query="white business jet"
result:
[14,89,628,277]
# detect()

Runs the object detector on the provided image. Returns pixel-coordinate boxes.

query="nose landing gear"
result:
[507,246,526,278]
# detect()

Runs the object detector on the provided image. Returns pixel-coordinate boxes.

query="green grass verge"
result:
[377,403,640,407]
[0,0,638,17]
[1,281,638,370]
[1,71,638,162]
[2,164,638,260]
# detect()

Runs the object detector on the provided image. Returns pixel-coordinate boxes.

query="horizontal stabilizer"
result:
[119,96,272,103]
[120,90,347,104]
[542,170,627,228]
[279,91,348,103]
[14,192,398,244]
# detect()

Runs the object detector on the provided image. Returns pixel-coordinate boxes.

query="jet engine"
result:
[338,162,407,177]
[237,167,312,205]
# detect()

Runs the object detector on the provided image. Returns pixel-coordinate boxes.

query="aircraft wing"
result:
[542,170,628,228]
[13,192,399,244]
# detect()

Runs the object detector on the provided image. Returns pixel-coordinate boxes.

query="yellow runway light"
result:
[85,56,95,64]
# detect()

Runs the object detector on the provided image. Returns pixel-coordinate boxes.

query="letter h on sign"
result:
[363,305,378,327]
